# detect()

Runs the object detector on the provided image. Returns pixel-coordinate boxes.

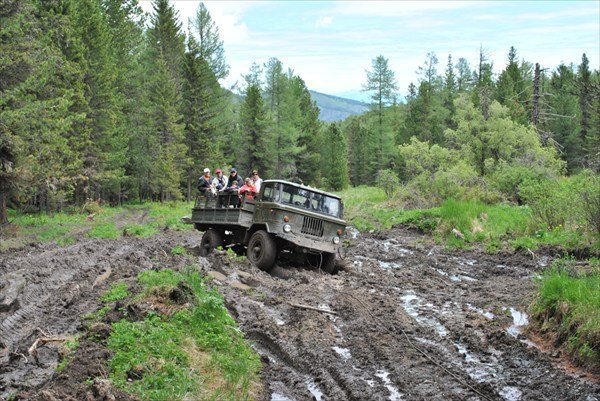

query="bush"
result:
[489,162,554,203]
[519,178,572,230]
[376,169,400,199]
[578,173,600,236]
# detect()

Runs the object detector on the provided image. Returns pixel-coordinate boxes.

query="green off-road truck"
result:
[191,180,346,273]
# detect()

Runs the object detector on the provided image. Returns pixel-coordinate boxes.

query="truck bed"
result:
[191,194,255,228]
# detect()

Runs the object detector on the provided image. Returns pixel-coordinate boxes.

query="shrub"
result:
[489,162,554,203]
[519,178,572,230]
[376,169,400,198]
[578,173,600,236]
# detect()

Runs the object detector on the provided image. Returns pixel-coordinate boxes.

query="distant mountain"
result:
[308,90,370,122]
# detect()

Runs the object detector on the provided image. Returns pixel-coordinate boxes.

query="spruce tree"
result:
[363,55,398,169]
[182,36,226,198]
[322,123,349,190]
[190,2,229,80]
[240,84,271,176]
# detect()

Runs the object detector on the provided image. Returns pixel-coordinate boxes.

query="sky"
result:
[139,0,600,102]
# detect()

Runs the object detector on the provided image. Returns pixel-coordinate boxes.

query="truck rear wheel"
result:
[200,229,223,256]
[321,252,337,274]
[247,230,277,271]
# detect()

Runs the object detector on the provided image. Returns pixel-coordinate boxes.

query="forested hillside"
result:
[1,0,599,227]
[308,90,369,121]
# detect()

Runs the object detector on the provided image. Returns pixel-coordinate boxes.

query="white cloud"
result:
[315,16,333,28]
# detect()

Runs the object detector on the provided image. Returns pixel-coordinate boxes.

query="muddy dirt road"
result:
[1,228,598,400]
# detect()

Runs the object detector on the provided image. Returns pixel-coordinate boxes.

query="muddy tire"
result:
[321,252,337,274]
[247,230,277,271]
[199,229,223,256]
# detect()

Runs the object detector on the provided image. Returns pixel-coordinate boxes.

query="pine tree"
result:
[495,46,532,124]
[147,0,185,85]
[345,117,373,185]
[295,79,323,185]
[148,55,186,201]
[182,36,226,198]
[322,123,349,190]
[577,54,592,152]
[443,54,458,129]
[363,55,398,169]
[543,64,581,171]
[190,2,229,80]
[240,84,271,176]
[73,0,126,202]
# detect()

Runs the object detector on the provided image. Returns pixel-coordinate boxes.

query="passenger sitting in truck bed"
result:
[226,180,241,207]
[239,178,257,200]
[197,168,215,195]
[214,169,228,191]
[226,167,244,189]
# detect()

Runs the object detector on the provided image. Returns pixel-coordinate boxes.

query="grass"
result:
[336,186,598,253]
[2,201,195,246]
[531,259,600,370]
[108,268,262,401]
[101,282,131,303]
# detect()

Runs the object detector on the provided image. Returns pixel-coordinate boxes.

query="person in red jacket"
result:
[239,178,257,200]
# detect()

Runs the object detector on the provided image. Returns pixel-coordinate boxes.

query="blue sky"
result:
[140,1,600,101]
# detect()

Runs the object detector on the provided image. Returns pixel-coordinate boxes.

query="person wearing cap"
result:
[226,167,244,190]
[197,168,215,195]
[239,177,258,200]
[250,169,263,193]
[215,169,228,192]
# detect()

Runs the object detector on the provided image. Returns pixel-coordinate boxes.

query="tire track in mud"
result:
[212,228,598,401]
[0,232,203,398]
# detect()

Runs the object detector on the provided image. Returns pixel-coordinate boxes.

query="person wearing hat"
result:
[197,168,215,195]
[215,169,228,192]
[226,167,244,190]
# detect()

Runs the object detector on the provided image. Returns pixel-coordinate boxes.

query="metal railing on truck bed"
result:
[192,192,254,227]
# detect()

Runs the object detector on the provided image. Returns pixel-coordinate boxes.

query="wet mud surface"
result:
[1,228,598,400]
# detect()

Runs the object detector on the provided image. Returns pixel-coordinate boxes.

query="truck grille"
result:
[301,216,324,237]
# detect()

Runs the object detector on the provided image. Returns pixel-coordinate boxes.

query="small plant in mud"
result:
[170,245,187,255]
[56,337,80,372]
[101,283,130,303]
[123,224,159,238]
[107,269,262,401]
[225,247,246,262]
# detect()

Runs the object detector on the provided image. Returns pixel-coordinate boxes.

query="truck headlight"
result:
[283,224,292,233]
[332,236,340,244]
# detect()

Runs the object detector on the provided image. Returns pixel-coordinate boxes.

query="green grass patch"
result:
[108,269,262,400]
[171,245,187,255]
[337,186,597,253]
[4,201,194,247]
[123,224,159,238]
[101,283,130,303]
[531,259,600,370]
[337,186,439,232]
[88,222,120,239]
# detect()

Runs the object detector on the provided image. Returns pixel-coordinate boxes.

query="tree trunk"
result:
[0,188,7,225]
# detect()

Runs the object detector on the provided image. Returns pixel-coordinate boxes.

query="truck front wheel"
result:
[321,252,337,274]
[200,229,223,256]
[247,230,277,271]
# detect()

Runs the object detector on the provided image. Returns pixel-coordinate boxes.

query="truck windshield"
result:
[280,184,341,218]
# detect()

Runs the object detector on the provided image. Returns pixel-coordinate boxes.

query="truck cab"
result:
[191,180,346,273]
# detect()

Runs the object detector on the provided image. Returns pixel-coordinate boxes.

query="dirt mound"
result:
[0,231,203,399]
